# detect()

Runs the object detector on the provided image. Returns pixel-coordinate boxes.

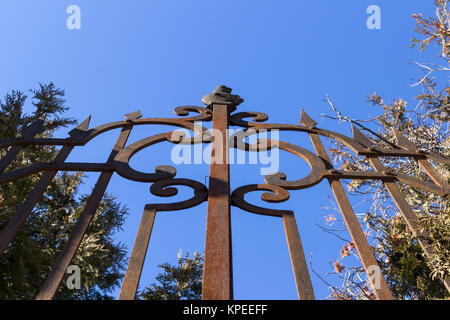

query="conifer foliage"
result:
[0,83,129,299]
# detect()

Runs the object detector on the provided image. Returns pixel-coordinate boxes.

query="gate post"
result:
[201,86,243,300]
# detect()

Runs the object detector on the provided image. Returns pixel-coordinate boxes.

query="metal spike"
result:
[351,125,373,148]
[392,129,416,151]
[69,115,91,137]
[76,115,91,131]
[300,109,317,128]
[125,110,143,121]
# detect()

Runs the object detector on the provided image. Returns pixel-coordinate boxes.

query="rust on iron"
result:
[304,124,394,300]
[392,129,449,193]
[36,125,133,300]
[202,103,233,300]
[352,126,450,292]
[119,207,157,300]
[125,110,143,122]
[201,85,243,300]
[0,115,46,173]
[0,85,449,300]
[0,145,74,255]
[231,184,315,300]
[119,178,208,300]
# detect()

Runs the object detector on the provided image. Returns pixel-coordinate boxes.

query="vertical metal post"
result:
[202,103,233,300]
[282,213,315,300]
[201,86,242,300]
[119,206,157,300]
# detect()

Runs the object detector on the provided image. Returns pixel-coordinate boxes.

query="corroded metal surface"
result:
[351,126,450,292]
[202,104,233,300]
[0,85,448,300]
[36,125,133,300]
[119,178,208,300]
[231,184,314,300]
[0,145,74,254]
[305,127,393,300]
[202,85,244,113]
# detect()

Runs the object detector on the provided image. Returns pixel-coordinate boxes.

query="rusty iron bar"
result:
[367,156,450,293]
[282,214,315,300]
[0,145,26,174]
[0,145,74,255]
[0,116,46,173]
[119,207,156,300]
[415,159,449,191]
[35,125,132,300]
[351,126,450,293]
[392,129,449,193]
[1,85,449,300]
[0,117,93,255]
[305,126,394,300]
[231,184,315,299]
[202,103,233,300]
[0,162,115,184]
[119,178,208,300]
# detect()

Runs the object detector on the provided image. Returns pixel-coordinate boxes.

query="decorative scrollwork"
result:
[2,84,449,300]
[229,109,450,165]
[173,105,212,122]
[229,110,449,196]
[229,111,269,127]
[230,111,366,154]
[0,106,212,149]
[263,140,327,190]
[229,129,327,190]
[146,178,208,211]
[114,119,212,183]
[0,107,214,185]
[231,184,292,217]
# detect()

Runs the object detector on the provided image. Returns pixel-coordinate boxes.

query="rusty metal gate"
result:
[0,85,448,300]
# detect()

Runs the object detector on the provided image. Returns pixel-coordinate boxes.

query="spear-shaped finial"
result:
[392,129,417,151]
[300,109,317,128]
[125,110,143,121]
[69,115,91,137]
[351,125,373,148]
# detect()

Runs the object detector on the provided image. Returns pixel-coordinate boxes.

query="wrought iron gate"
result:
[0,85,448,300]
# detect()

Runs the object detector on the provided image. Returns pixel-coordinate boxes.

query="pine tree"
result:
[139,250,203,300]
[0,83,129,299]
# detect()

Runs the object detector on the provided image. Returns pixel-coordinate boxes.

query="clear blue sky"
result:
[0,1,439,299]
